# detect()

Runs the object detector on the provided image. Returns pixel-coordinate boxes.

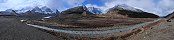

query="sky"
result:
[0,0,174,16]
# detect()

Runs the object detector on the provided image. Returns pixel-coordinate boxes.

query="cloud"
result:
[0,0,46,11]
[0,0,85,11]
[46,0,85,11]
[85,4,106,12]
[0,0,6,3]
[94,0,174,16]
[1,0,174,16]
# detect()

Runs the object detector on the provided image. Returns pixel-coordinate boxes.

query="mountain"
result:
[54,6,96,21]
[18,6,60,19]
[5,9,14,12]
[87,7,102,14]
[31,6,43,13]
[30,6,60,15]
[16,6,56,14]
[16,7,33,13]
[109,4,143,12]
[20,10,50,19]
[0,9,18,16]
[106,4,159,18]
[41,6,53,14]
[55,9,60,15]
[164,12,174,18]
[61,6,93,15]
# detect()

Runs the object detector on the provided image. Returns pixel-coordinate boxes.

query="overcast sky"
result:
[0,0,174,16]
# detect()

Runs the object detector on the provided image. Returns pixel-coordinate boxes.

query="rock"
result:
[82,11,88,16]
[167,20,171,22]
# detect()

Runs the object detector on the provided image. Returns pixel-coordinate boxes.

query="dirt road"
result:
[0,17,59,40]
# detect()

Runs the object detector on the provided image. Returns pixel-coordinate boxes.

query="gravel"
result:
[0,17,59,40]
[127,19,174,40]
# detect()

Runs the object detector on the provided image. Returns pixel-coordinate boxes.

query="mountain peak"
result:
[79,5,88,11]
[112,4,143,12]
[31,6,43,13]
[33,6,41,10]
[87,7,102,14]
[41,6,48,8]
[5,9,13,12]
[61,6,93,15]
[41,6,53,13]
[16,7,33,13]
[106,4,159,18]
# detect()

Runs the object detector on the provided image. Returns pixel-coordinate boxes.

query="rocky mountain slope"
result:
[87,7,102,15]
[0,9,18,16]
[164,12,174,18]
[105,4,159,18]
[61,6,93,15]
[58,6,94,18]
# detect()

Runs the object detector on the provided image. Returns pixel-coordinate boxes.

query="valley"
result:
[0,4,173,40]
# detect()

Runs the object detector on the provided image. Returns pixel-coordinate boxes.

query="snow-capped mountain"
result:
[109,4,143,12]
[31,6,43,13]
[15,6,57,14]
[106,4,159,18]
[5,9,13,12]
[41,6,53,14]
[61,6,102,15]
[0,9,18,16]
[87,7,102,14]
[164,12,174,18]
[0,11,13,15]
[55,9,60,14]
[30,6,59,14]
[16,7,33,13]
[61,6,89,14]
[14,6,60,19]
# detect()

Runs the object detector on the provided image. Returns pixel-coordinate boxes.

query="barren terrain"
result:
[28,18,157,28]
[126,19,174,40]
[0,16,59,40]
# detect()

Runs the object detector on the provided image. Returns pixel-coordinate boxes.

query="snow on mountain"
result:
[41,6,53,14]
[16,6,57,14]
[0,11,12,15]
[31,6,43,13]
[16,7,33,13]
[62,6,102,15]
[5,9,14,12]
[111,4,143,12]
[55,9,60,14]
[106,4,159,18]
[0,9,17,15]
[87,7,102,14]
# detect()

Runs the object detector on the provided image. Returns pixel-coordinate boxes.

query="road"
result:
[0,16,59,40]
[127,19,174,40]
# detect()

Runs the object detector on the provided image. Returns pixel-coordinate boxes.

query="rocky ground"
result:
[28,18,156,28]
[0,16,59,40]
[126,19,174,40]
[25,18,160,40]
